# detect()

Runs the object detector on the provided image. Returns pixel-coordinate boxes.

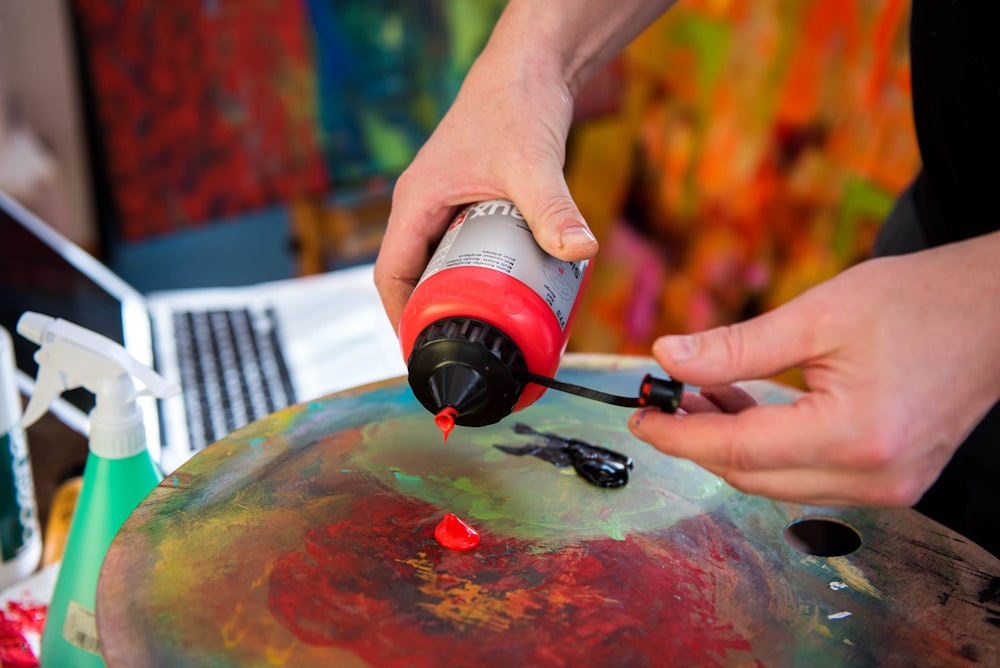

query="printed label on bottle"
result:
[418,200,588,329]
[63,600,102,655]
[0,429,38,562]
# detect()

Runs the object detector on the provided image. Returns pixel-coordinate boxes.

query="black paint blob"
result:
[494,423,634,488]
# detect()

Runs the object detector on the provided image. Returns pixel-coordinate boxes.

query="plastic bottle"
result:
[17,312,179,667]
[399,199,592,432]
[0,326,42,589]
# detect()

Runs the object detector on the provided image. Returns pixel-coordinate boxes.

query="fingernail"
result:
[559,225,597,250]
[655,335,698,363]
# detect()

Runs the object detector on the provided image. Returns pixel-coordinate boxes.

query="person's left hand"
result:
[629,230,1000,507]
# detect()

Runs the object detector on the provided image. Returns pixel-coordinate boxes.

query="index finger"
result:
[374,200,459,331]
[629,395,844,473]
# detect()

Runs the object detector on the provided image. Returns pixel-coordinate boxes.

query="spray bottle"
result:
[0,326,42,589]
[17,312,178,667]
[399,199,683,441]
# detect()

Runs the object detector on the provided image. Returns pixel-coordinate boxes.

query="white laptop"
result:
[0,189,406,474]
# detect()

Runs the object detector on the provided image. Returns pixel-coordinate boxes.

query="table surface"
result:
[97,354,1000,667]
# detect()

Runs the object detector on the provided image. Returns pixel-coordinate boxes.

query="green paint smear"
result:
[359,406,732,545]
[142,366,734,550]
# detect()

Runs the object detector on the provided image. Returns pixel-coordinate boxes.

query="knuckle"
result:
[532,195,579,226]
[855,425,906,470]
[371,267,393,292]
[390,165,418,199]
[864,475,925,507]
[720,436,755,473]
[720,324,747,368]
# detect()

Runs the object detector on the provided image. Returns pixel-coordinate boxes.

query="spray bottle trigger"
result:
[20,365,68,429]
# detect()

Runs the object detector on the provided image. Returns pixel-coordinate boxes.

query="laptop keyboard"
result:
[172,307,296,452]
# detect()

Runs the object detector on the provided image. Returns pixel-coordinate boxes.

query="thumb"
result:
[652,305,813,386]
[512,182,598,262]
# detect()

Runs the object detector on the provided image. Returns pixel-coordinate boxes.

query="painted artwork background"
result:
[72,0,506,241]
[566,0,918,366]
[73,0,919,373]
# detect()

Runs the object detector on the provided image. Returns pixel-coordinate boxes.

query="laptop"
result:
[0,189,406,474]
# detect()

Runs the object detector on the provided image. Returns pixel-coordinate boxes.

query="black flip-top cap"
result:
[638,374,684,412]
[407,318,527,427]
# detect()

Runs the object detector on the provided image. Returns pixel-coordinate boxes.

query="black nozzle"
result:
[407,318,528,427]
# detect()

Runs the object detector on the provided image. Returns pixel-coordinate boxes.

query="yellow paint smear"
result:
[824,556,887,601]
[402,554,537,633]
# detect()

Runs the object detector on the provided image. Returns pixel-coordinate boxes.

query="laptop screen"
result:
[0,190,139,417]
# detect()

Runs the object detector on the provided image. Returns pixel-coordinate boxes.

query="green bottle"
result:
[17,312,178,667]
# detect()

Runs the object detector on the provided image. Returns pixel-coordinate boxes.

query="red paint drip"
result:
[0,601,46,668]
[434,407,459,444]
[433,513,480,551]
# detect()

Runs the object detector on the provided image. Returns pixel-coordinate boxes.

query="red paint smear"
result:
[268,490,763,667]
[0,601,46,668]
[433,513,480,551]
[434,407,458,444]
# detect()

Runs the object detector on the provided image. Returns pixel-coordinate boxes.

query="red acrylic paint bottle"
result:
[400,199,592,429]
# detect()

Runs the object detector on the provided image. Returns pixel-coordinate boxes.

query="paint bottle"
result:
[0,326,42,590]
[17,312,178,667]
[399,199,592,433]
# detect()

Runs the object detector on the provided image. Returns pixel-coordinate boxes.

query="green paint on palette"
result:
[351,390,731,545]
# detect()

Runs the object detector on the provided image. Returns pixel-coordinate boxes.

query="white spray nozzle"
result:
[17,312,179,457]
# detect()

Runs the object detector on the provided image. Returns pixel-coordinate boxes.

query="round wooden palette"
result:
[97,355,1000,666]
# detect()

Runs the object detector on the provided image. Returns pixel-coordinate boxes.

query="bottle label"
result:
[0,428,38,563]
[419,200,589,330]
[63,600,101,655]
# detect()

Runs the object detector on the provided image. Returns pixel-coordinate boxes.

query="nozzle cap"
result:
[16,312,52,345]
[638,374,684,412]
[407,318,526,427]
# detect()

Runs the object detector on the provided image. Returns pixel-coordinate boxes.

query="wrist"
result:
[485,0,677,98]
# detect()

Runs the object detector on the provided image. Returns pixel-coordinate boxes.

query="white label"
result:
[418,200,588,329]
[63,600,102,655]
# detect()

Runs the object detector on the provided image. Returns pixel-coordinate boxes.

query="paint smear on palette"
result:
[267,488,765,667]
[355,409,730,544]
[493,423,635,488]
[0,600,46,668]
[822,557,887,600]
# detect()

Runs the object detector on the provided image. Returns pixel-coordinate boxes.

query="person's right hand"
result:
[373,45,597,331]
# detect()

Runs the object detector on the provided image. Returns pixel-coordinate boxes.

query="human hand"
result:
[373,0,680,330]
[373,47,596,331]
[629,231,1000,507]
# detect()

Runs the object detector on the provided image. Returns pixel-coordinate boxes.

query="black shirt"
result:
[908,1,1000,558]
[910,1,1000,246]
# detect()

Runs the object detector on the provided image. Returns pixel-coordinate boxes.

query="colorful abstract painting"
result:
[74,1,920,372]
[72,0,505,241]
[96,356,1000,667]
[564,0,919,373]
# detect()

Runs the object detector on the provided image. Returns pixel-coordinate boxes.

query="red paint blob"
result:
[433,513,480,551]
[434,407,459,444]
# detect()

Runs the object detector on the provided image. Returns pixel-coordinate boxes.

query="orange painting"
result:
[566,0,919,373]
